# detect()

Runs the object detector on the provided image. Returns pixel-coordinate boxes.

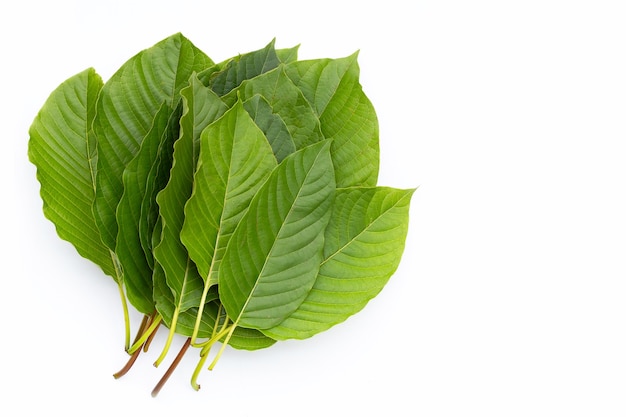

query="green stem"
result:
[153,307,180,367]
[127,314,162,355]
[115,278,131,352]
[143,312,160,352]
[190,282,212,347]
[133,314,150,345]
[190,323,234,390]
[208,324,236,371]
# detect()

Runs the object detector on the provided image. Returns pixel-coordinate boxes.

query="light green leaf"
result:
[242,94,296,162]
[223,66,324,149]
[181,101,277,289]
[219,140,335,330]
[93,33,213,250]
[28,68,118,280]
[209,39,281,96]
[263,187,414,340]
[153,74,228,314]
[285,53,379,187]
[276,45,300,64]
[115,103,178,314]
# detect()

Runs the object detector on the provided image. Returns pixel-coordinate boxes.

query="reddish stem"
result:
[113,347,142,379]
[114,313,154,378]
[151,337,192,397]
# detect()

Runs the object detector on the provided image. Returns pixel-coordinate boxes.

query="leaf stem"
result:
[151,337,191,397]
[113,346,142,379]
[127,314,162,355]
[153,307,181,367]
[116,279,132,351]
[133,314,150,345]
[208,324,236,371]
[190,283,213,347]
[190,323,234,390]
[111,251,131,351]
[143,313,160,353]
[113,313,151,378]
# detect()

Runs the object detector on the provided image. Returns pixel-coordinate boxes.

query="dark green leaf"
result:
[209,39,280,96]
[153,74,228,314]
[242,94,296,162]
[93,33,213,250]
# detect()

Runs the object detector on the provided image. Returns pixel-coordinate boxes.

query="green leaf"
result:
[223,66,324,149]
[153,74,228,314]
[138,102,182,268]
[115,103,179,314]
[263,187,414,340]
[93,33,213,250]
[28,68,119,280]
[181,101,277,289]
[276,45,300,64]
[242,94,296,162]
[209,39,280,96]
[285,53,379,187]
[218,140,336,330]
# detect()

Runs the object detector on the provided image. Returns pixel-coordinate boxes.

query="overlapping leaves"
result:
[28,33,414,395]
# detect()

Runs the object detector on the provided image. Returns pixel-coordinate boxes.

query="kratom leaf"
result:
[218,140,335,330]
[276,45,300,64]
[222,66,324,149]
[93,33,213,250]
[263,187,414,340]
[285,53,379,187]
[28,68,119,280]
[209,39,281,96]
[181,101,277,289]
[153,74,228,314]
[138,102,182,268]
[115,103,179,314]
[243,94,296,162]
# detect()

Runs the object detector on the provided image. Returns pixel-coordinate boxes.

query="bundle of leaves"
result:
[28,33,414,396]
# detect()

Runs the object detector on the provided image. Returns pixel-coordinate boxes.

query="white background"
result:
[2,1,625,415]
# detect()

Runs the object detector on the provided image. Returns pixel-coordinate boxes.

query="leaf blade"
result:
[263,187,414,340]
[153,74,228,312]
[285,54,380,187]
[209,39,280,96]
[181,100,277,289]
[115,103,178,313]
[28,68,117,280]
[219,140,336,330]
[93,33,213,250]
